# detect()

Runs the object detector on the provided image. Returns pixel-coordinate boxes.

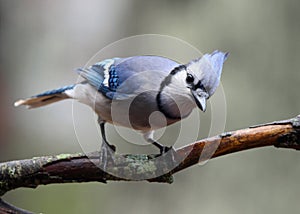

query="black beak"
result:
[191,90,207,112]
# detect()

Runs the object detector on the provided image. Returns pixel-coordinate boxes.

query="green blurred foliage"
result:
[1,0,300,213]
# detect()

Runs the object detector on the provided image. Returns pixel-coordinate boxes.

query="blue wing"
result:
[77,56,179,100]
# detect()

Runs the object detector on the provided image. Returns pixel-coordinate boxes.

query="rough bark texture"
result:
[0,115,299,213]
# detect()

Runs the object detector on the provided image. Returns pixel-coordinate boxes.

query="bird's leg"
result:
[98,118,116,170]
[143,131,172,155]
[99,119,116,152]
[143,131,178,166]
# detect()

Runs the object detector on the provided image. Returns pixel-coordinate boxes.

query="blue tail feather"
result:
[35,84,76,98]
[14,84,76,108]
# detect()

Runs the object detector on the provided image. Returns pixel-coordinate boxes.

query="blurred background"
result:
[1,0,300,213]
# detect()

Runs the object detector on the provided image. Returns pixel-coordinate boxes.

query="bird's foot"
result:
[99,141,116,172]
[157,146,179,165]
[159,146,173,154]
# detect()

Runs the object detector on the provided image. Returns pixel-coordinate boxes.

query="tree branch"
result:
[1,115,299,213]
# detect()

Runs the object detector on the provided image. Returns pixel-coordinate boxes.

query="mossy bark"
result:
[0,115,299,213]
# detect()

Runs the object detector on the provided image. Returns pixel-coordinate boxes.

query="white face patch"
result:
[186,61,208,85]
[158,69,196,118]
[172,69,190,88]
[186,56,220,97]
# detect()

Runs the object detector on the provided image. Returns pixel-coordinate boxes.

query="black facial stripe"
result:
[156,64,187,120]
[194,81,207,93]
[158,64,186,92]
[170,64,186,75]
[156,92,182,120]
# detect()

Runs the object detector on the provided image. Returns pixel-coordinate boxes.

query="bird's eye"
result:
[186,73,194,83]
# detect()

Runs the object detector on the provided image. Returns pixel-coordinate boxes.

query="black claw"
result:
[160,146,172,155]
[157,146,179,167]
[108,143,116,152]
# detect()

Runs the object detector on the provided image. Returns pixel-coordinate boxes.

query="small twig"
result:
[0,115,299,213]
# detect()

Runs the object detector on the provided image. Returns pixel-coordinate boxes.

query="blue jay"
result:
[15,50,228,160]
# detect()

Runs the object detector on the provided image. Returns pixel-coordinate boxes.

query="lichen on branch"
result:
[0,115,299,214]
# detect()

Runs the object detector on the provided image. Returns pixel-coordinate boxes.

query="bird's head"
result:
[184,50,229,111]
[158,51,228,119]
